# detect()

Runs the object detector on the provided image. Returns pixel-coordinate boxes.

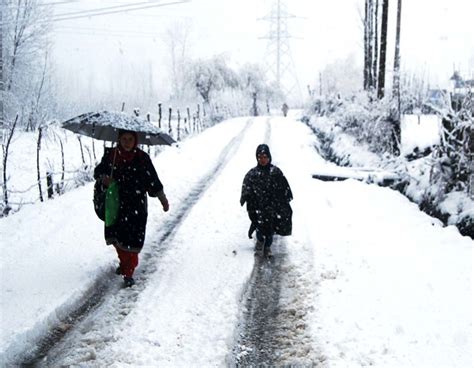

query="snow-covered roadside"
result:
[306,113,474,238]
[0,117,250,364]
[273,116,472,367]
[4,130,103,209]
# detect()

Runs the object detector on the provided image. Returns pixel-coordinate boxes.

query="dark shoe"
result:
[123,277,135,288]
[115,266,122,275]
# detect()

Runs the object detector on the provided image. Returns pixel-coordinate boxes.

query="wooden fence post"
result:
[37,127,44,202]
[77,136,86,165]
[59,138,65,194]
[92,139,96,161]
[168,107,172,135]
[177,109,181,141]
[46,172,54,199]
[197,104,201,132]
[158,102,162,129]
[187,107,191,134]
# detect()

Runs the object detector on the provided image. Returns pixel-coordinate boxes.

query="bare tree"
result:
[164,21,192,101]
[3,0,53,129]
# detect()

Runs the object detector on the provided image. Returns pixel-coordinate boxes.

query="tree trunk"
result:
[252,92,258,116]
[0,3,4,130]
[363,0,370,90]
[392,0,402,105]
[2,115,18,214]
[373,0,379,90]
[377,0,389,99]
[391,0,402,155]
[364,0,378,91]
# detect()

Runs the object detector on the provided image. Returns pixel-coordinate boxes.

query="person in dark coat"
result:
[94,129,169,287]
[240,144,293,256]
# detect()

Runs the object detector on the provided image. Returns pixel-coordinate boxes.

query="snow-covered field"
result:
[1,114,472,367]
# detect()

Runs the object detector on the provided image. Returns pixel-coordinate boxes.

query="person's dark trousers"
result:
[256,228,273,249]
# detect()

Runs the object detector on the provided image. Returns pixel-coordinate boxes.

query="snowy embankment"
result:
[273,114,472,367]
[307,113,474,238]
[1,114,472,367]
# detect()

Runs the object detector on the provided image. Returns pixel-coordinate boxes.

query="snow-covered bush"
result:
[307,92,399,155]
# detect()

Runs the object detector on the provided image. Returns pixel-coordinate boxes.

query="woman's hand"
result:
[102,176,113,187]
[160,197,169,212]
[157,191,169,212]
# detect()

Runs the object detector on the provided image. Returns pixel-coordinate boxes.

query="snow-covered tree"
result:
[2,0,54,130]
[319,55,362,97]
[237,63,271,116]
[187,56,239,106]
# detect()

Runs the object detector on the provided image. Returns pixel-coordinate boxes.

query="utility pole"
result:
[377,0,389,99]
[259,0,302,102]
[0,2,4,132]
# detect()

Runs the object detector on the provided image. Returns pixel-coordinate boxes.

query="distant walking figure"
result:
[281,102,289,117]
[240,144,293,257]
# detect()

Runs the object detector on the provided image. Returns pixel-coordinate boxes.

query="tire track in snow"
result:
[232,239,287,366]
[13,118,253,367]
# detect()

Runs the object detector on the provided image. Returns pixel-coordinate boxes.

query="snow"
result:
[1,114,472,367]
[401,114,440,155]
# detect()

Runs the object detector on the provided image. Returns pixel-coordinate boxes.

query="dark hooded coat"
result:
[240,144,293,237]
[94,143,163,253]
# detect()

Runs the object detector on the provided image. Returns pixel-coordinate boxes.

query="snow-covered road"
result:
[1,115,472,367]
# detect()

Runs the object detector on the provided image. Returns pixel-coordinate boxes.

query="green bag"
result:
[105,181,120,227]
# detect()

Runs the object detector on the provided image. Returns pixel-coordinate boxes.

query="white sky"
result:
[1,113,472,366]
[51,0,474,98]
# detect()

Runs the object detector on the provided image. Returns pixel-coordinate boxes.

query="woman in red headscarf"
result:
[94,129,169,287]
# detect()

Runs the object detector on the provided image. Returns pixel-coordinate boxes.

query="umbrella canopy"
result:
[61,111,175,146]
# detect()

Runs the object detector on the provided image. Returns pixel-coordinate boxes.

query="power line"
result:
[54,25,162,38]
[51,0,191,22]
[37,0,81,6]
[0,0,191,26]
[52,0,167,18]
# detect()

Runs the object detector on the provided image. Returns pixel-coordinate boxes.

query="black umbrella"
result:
[61,111,175,146]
